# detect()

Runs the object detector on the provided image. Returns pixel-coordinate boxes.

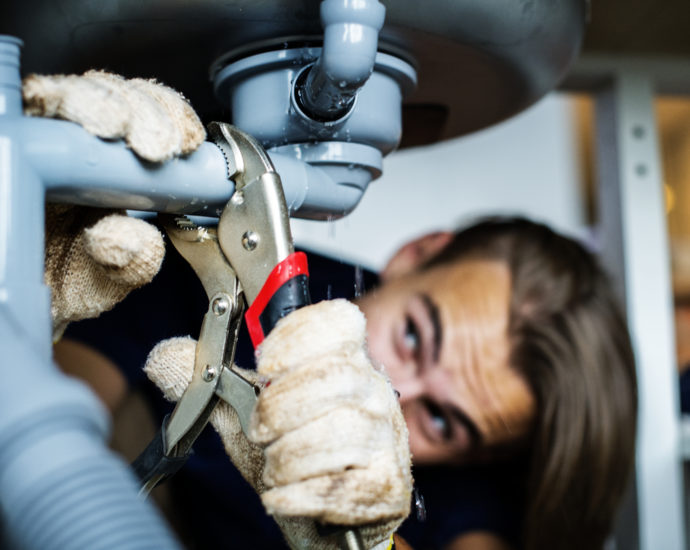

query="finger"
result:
[23,73,131,139]
[257,299,367,379]
[46,207,153,337]
[82,70,182,162]
[211,399,267,491]
[144,336,197,402]
[82,214,164,287]
[130,78,206,155]
[250,356,392,444]
[144,338,267,489]
[262,407,394,487]
[274,516,398,550]
[261,452,412,525]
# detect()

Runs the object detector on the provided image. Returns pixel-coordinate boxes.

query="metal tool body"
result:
[135,123,307,492]
[133,216,259,494]
[153,122,309,461]
[134,123,361,549]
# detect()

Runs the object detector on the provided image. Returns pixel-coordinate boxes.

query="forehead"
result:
[424,259,510,355]
[419,259,514,389]
[416,259,511,314]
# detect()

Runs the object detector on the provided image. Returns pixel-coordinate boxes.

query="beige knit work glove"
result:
[24,71,206,340]
[145,300,413,550]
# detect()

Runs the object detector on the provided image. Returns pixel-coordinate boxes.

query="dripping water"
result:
[354,265,364,298]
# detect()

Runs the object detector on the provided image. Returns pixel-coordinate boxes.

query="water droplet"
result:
[354,265,364,298]
[414,488,427,522]
[327,284,333,300]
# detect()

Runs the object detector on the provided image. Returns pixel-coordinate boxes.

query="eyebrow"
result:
[420,293,443,363]
[448,404,482,447]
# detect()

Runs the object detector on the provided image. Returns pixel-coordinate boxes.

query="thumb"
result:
[144,336,266,491]
[84,214,165,287]
[144,337,261,401]
[144,336,196,402]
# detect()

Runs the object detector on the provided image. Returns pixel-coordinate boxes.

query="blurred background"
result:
[290,2,690,548]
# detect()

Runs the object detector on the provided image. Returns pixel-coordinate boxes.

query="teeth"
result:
[175,215,199,231]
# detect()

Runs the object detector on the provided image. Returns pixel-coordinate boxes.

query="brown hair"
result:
[427,216,637,550]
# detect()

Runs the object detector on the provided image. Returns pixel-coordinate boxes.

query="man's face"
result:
[357,259,535,465]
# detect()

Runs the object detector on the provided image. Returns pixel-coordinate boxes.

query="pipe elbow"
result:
[321,26,379,87]
[320,0,385,86]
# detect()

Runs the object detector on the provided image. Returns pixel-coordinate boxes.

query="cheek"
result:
[440,312,533,445]
[486,372,535,437]
[401,404,425,458]
[402,402,461,465]
[468,366,535,445]
[365,322,392,368]
[357,295,400,376]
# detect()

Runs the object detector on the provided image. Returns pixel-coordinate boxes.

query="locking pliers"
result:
[132,123,364,550]
[132,123,310,492]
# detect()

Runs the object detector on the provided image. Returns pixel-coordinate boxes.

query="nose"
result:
[395,377,426,405]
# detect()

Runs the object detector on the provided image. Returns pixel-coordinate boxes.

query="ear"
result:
[381,231,454,282]
[676,305,690,371]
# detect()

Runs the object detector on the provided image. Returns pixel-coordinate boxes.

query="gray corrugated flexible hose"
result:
[0,307,181,550]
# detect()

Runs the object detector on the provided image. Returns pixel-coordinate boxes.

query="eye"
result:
[403,316,420,354]
[423,399,452,441]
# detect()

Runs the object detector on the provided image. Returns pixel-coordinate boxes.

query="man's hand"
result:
[23,70,204,162]
[145,299,413,549]
[25,71,206,339]
[44,205,166,341]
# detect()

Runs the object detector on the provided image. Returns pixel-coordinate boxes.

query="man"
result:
[356,218,638,549]
[40,72,636,549]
